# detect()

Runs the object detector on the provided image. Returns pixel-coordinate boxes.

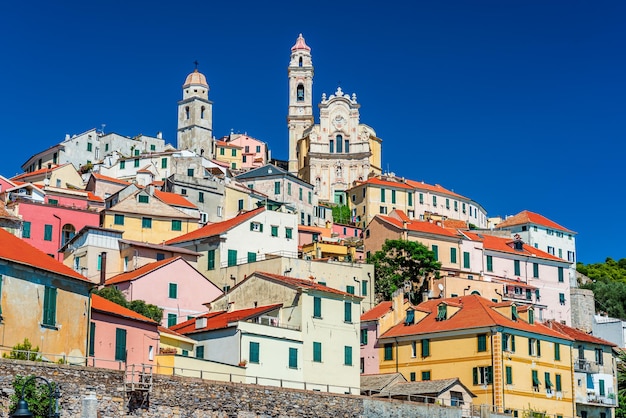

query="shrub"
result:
[2,338,41,361]
[9,375,59,417]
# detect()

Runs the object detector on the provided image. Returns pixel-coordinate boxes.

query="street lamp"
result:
[11,375,60,418]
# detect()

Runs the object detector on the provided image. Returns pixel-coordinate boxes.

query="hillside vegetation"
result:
[577,257,626,319]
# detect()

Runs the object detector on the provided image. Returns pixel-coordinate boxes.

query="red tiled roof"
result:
[154,190,197,209]
[91,294,157,324]
[105,257,181,285]
[391,210,411,223]
[496,210,574,234]
[358,177,414,191]
[158,325,194,340]
[92,173,131,186]
[442,219,468,229]
[381,295,572,341]
[376,215,459,238]
[298,225,332,237]
[361,302,393,321]
[11,164,69,181]
[170,304,283,334]
[463,232,566,262]
[165,207,265,244]
[247,271,362,298]
[0,228,90,283]
[87,192,104,202]
[215,141,242,149]
[543,320,616,347]
[404,179,466,199]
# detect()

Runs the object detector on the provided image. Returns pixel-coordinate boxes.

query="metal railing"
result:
[574,358,601,373]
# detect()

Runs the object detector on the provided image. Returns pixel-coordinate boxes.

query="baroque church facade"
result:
[287,34,382,204]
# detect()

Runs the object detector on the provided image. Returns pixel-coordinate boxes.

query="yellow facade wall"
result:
[103,213,198,243]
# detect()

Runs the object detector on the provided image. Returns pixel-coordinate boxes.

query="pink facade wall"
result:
[332,223,362,239]
[115,259,222,327]
[229,136,267,169]
[90,311,159,369]
[360,322,380,375]
[17,201,100,261]
[0,177,14,193]
[45,194,89,209]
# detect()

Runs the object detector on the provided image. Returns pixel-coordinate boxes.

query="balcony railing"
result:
[574,358,601,373]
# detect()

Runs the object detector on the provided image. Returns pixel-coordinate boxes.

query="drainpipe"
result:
[53,214,62,261]
[490,327,497,411]
[394,337,399,373]
[99,252,107,287]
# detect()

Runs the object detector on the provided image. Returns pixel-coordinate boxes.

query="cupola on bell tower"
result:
[177,67,214,157]
[287,34,314,174]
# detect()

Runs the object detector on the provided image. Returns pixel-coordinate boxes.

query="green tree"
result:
[94,287,129,307]
[332,204,351,224]
[616,350,626,418]
[94,288,163,323]
[368,239,441,303]
[10,375,58,417]
[578,257,626,319]
[2,338,41,361]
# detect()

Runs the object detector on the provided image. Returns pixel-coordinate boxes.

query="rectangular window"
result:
[171,220,182,231]
[380,188,386,203]
[134,159,139,167]
[532,370,540,390]
[431,245,439,261]
[89,322,96,356]
[44,224,53,241]
[595,348,604,365]
[514,260,521,276]
[187,168,194,177]
[362,280,368,296]
[142,217,152,228]
[477,334,487,352]
[161,158,167,168]
[97,254,102,271]
[285,227,293,239]
[289,347,298,368]
[545,372,553,390]
[410,372,416,381]
[167,313,177,327]
[473,366,493,385]
[506,366,513,385]
[227,249,237,267]
[555,374,562,392]
[422,339,430,358]
[422,371,431,381]
[114,214,125,225]
[247,252,257,263]
[408,192,413,206]
[87,142,92,151]
[207,249,215,270]
[446,198,450,209]
[532,263,539,278]
[450,248,457,263]
[454,201,458,211]
[559,293,565,305]
[169,283,177,299]
[197,191,204,203]
[419,193,424,204]
[271,225,278,237]
[115,328,127,361]
[344,346,352,365]
[48,198,58,205]
[43,286,57,326]
[555,343,561,361]
[22,221,31,238]
[463,252,470,269]
[313,296,321,318]
[220,147,225,155]
[308,191,312,204]
[384,343,393,361]
[299,188,303,201]
[238,199,244,211]
[486,255,493,272]
[287,183,292,195]
[558,267,564,282]
[138,195,149,203]
[231,149,236,157]
[196,345,204,359]
[528,338,541,356]
[274,181,280,194]
[360,329,368,345]
[329,140,334,153]
[433,196,437,207]
[346,285,355,295]
[391,190,396,204]
[344,301,352,322]
[313,342,322,362]
[249,341,260,363]
[120,160,126,169]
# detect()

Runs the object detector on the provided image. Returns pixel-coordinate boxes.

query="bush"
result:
[9,375,59,417]
[2,338,41,361]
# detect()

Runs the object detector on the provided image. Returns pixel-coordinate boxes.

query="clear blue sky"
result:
[1,1,624,264]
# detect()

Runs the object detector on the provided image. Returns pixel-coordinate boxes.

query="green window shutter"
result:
[477,334,487,352]
[554,343,560,361]
[361,329,368,345]
[87,142,92,151]
[308,191,312,204]
[344,346,352,365]
[344,301,352,322]
[259,223,263,232]
[313,342,322,362]
[486,255,493,272]
[559,293,565,304]
[299,188,303,200]
[88,321,96,356]
[142,217,152,228]
[150,144,156,151]
[114,214,124,225]
[391,190,396,204]
[287,183,291,195]
[169,283,177,299]
[97,254,102,271]
[532,370,540,387]
[196,345,204,359]
[362,280,368,296]
[207,249,215,270]
[446,198,450,209]
[558,267,564,282]
[432,245,438,261]
[285,228,292,239]
[249,342,260,363]
[115,328,127,361]
[346,285,355,295]
[514,260,521,276]
[134,159,139,167]
[23,221,31,238]
[171,220,182,231]
[472,367,478,385]
[450,248,457,263]
[545,372,553,388]
[384,343,393,361]
[433,196,437,206]
[419,193,424,204]
[250,222,254,231]
[161,158,167,168]
[167,313,177,327]
[44,224,53,241]
[511,335,516,352]
[271,226,278,237]
[289,347,298,368]
[227,249,237,267]
[220,147,225,155]
[380,188,385,203]
[182,350,188,356]
[313,297,321,318]
[247,252,257,263]
[486,366,493,384]
[463,252,470,268]
[422,371,431,381]
[138,195,149,203]
[529,308,535,324]
[43,286,57,326]
[274,181,280,194]
[410,372,416,381]
[120,161,125,169]
[506,366,512,384]
[422,339,430,357]
[556,374,562,392]
[533,263,539,277]
[408,192,413,206]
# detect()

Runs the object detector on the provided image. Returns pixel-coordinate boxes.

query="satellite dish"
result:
[438,284,444,291]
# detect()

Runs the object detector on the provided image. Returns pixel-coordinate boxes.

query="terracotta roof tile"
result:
[251,271,362,298]
[105,257,182,285]
[543,320,616,346]
[361,301,393,321]
[165,207,265,244]
[91,294,157,324]
[154,190,197,209]
[0,228,91,283]
[357,177,414,191]
[496,210,574,234]
[11,164,69,181]
[404,179,467,200]
[376,215,459,238]
[92,173,132,186]
[462,232,566,263]
[170,304,283,334]
[381,295,572,341]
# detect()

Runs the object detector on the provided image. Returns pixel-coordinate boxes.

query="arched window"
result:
[336,135,343,153]
[471,290,481,296]
[61,224,76,246]
[297,85,304,101]
[185,107,190,120]
[299,57,303,67]
[201,106,205,119]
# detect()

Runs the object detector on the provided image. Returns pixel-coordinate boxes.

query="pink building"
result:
[332,223,362,240]
[224,134,269,170]
[105,256,222,328]
[360,302,393,375]
[90,294,159,369]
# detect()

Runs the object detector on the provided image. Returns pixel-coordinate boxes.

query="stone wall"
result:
[0,359,466,417]
[570,288,595,333]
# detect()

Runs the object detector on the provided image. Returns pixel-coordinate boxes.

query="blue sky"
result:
[1,1,624,264]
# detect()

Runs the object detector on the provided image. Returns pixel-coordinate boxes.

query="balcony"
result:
[574,358,600,373]
[586,394,616,406]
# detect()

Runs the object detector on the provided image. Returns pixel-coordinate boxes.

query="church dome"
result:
[291,33,311,52]
[183,69,208,87]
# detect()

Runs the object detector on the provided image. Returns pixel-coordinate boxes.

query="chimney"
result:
[99,252,107,286]
[195,316,207,329]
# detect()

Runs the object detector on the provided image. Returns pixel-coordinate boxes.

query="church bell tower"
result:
[177,67,214,157]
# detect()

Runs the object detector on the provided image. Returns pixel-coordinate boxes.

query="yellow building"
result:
[102,188,199,243]
[214,140,243,171]
[348,176,416,229]
[378,294,576,417]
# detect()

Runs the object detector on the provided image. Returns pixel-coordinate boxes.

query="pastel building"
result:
[223,133,269,170]
[214,140,243,171]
